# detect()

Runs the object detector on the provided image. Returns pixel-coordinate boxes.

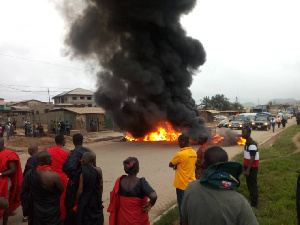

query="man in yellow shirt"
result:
[169,134,197,225]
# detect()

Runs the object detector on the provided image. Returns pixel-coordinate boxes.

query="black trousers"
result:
[296,173,300,224]
[244,166,258,207]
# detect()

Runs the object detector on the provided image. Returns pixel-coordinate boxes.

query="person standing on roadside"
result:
[195,133,209,180]
[182,146,258,225]
[0,138,23,225]
[271,117,276,132]
[5,122,10,141]
[281,116,287,128]
[169,134,197,225]
[277,116,281,128]
[63,133,91,225]
[242,127,259,208]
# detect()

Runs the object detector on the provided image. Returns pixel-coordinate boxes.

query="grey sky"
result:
[0,0,299,104]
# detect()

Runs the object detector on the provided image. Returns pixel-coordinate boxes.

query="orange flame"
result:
[236,137,246,145]
[210,133,225,144]
[125,122,182,141]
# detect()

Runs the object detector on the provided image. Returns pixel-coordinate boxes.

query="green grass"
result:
[233,125,300,225]
[154,125,300,225]
[153,206,179,225]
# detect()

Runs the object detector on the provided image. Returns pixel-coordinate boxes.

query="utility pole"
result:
[48,88,50,103]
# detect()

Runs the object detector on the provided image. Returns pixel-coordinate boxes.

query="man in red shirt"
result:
[195,133,208,179]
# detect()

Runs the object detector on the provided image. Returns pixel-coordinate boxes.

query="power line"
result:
[0,53,84,71]
[0,83,75,90]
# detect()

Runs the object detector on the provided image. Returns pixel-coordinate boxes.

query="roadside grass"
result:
[153,125,300,225]
[233,125,300,225]
[153,206,179,225]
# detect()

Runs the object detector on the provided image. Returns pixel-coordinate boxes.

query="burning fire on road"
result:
[125,121,181,142]
[125,123,246,146]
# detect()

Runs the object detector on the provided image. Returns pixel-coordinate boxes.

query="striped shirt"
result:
[244,138,259,167]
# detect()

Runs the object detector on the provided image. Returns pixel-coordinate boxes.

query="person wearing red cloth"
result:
[195,133,209,179]
[21,150,64,225]
[108,157,157,225]
[0,138,23,225]
[47,135,70,223]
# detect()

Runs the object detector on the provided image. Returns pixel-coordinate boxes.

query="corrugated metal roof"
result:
[10,106,31,111]
[64,107,105,114]
[202,110,220,114]
[52,88,94,98]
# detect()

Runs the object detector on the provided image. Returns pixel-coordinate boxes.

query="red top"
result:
[47,146,69,220]
[108,175,150,225]
[195,143,208,179]
[0,149,23,217]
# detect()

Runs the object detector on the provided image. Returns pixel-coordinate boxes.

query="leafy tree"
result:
[231,102,244,111]
[199,96,211,110]
[210,94,231,111]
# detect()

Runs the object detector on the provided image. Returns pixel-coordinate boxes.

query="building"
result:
[52,88,95,107]
[8,99,53,115]
[46,107,107,132]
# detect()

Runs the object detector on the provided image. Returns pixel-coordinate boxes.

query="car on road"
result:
[251,113,271,131]
[218,118,230,128]
[282,111,292,119]
[228,115,251,129]
[214,115,227,120]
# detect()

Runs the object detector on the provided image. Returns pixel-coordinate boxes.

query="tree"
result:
[199,96,211,110]
[231,102,244,111]
[210,94,231,111]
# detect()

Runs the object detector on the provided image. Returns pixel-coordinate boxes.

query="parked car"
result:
[214,115,227,120]
[228,116,251,130]
[218,118,230,128]
[251,113,271,131]
[282,111,292,119]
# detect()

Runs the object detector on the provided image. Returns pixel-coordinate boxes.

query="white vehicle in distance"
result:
[282,111,292,119]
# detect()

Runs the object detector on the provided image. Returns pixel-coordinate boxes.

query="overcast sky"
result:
[0,0,299,105]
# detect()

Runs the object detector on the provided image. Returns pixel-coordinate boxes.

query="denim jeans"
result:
[176,188,184,225]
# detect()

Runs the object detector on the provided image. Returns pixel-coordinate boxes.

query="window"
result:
[87,96,92,100]
[72,97,77,100]
[80,96,84,99]
[36,111,39,115]
[88,104,92,107]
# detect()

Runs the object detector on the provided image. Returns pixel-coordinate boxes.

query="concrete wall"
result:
[54,95,94,106]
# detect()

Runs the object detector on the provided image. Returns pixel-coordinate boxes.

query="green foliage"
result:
[155,125,300,225]
[153,207,180,225]
[199,94,244,111]
[233,125,300,225]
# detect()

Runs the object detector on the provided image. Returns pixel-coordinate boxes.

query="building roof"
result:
[10,106,31,111]
[8,99,43,106]
[52,88,94,98]
[201,110,220,114]
[50,107,105,114]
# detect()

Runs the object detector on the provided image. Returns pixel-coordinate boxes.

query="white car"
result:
[282,111,292,119]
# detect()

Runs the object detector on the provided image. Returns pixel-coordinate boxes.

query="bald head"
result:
[28,144,38,156]
[204,146,228,168]
[81,152,96,166]
[37,151,52,166]
[0,138,4,151]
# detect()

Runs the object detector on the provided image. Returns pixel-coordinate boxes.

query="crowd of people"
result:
[0,127,262,225]
[0,133,158,225]
[50,121,71,136]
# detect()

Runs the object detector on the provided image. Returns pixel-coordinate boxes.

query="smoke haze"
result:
[63,0,207,139]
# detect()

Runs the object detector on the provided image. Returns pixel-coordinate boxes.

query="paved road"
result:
[8,118,297,225]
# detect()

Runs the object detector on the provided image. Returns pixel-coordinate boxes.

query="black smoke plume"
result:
[64,0,207,139]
